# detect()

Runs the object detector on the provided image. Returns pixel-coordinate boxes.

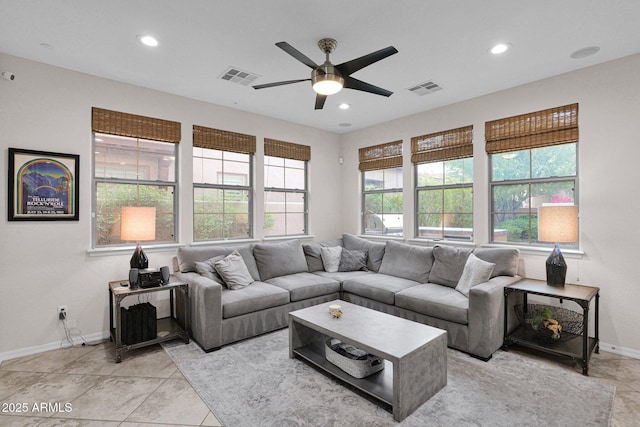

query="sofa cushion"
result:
[342,273,421,305]
[455,254,496,297]
[221,282,290,319]
[302,239,343,272]
[253,240,308,281]
[378,240,434,283]
[320,246,342,273]
[343,233,386,272]
[214,250,255,290]
[266,272,340,302]
[473,247,520,277]
[194,255,225,285]
[338,249,368,272]
[429,245,473,288]
[313,270,374,282]
[176,244,261,281]
[396,283,470,324]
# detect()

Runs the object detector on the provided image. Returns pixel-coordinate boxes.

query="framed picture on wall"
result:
[7,148,80,221]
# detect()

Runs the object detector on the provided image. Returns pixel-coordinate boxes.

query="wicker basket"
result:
[325,338,384,378]
[515,304,583,343]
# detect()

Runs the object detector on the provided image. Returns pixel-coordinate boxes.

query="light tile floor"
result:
[1,340,639,426]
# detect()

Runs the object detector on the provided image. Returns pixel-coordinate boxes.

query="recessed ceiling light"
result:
[339,123,352,127]
[490,43,510,55]
[138,35,159,47]
[338,103,350,110]
[39,43,53,50]
[570,46,600,59]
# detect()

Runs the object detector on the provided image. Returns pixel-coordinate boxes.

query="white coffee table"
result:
[289,300,447,421]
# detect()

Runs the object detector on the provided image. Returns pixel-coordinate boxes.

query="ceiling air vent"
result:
[407,80,443,96]
[219,67,260,86]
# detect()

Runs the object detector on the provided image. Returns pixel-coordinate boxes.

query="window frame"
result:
[192,147,253,242]
[361,167,404,237]
[489,143,579,246]
[263,155,309,237]
[92,132,179,248]
[414,157,473,241]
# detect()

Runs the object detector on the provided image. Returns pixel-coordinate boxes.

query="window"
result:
[264,138,310,237]
[360,140,403,236]
[487,104,578,244]
[92,107,179,247]
[412,126,474,241]
[193,126,255,241]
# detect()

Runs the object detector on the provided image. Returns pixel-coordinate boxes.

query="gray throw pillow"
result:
[320,246,342,273]
[429,245,473,288]
[338,249,368,272]
[253,240,308,281]
[378,240,434,283]
[194,255,225,285]
[302,239,342,272]
[473,247,520,277]
[343,233,385,272]
[455,254,496,297]
[213,250,254,290]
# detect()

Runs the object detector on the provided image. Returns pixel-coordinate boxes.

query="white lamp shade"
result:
[538,204,578,243]
[121,207,156,241]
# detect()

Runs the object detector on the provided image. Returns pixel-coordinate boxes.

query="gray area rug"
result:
[163,329,614,427]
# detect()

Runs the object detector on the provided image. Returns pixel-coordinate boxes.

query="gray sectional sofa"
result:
[173,234,524,360]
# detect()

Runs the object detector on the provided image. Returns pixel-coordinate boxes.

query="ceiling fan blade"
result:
[276,42,319,69]
[253,78,310,90]
[336,46,398,76]
[314,94,327,110]
[344,76,393,97]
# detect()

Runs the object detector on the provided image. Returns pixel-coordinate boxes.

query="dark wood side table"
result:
[109,279,190,363]
[503,278,599,375]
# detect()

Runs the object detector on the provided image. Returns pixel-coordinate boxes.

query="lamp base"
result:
[546,243,567,287]
[130,245,149,270]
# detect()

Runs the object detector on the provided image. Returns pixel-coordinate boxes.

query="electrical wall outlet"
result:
[57,305,67,320]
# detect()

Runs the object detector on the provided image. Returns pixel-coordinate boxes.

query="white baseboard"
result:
[599,342,640,359]
[0,331,110,363]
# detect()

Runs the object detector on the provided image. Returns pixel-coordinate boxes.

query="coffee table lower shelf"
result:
[292,338,393,409]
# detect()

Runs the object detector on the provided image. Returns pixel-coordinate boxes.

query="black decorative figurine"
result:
[545,243,567,287]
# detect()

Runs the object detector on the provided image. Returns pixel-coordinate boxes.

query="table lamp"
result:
[537,204,578,287]
[121,206,156,269]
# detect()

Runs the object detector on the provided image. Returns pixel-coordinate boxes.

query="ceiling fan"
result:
[253,38,398,110]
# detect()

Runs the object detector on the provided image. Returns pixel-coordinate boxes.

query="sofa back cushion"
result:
[302,238,343,272]
[253,240,309,281]
[176,244,261,281]
[429,245,473,288]
[378,240,434,283]
[343,233,386,272]
[473,247,520,277]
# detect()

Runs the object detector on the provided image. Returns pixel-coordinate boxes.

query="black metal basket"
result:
[514,304,583,343]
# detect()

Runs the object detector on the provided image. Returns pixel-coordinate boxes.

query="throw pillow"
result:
[303,239,343,272]
[378,240,434,283]
[473,247,520,277]
[320,246,342,273]
[338,249,368,272]
[213,250,254,290]
[253,240,308,281]
[343,233,386,272]
[194,255,225,284]
[429,245,473,288]
[455,254,496,297]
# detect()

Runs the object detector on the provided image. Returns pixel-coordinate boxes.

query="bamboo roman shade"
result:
[92,107,181,143]
[411,125,473,164]
[193,125,256,154]
[359,140,403,171]
[485,103,578,154]
[264,138,311,161]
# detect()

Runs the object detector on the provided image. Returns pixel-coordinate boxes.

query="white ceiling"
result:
[2,0,640,133]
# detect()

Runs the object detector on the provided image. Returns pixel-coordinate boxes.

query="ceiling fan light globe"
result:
[313,78,343,95]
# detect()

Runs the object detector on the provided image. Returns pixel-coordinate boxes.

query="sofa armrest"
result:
[467,275,522,359]
[175,271,223,351]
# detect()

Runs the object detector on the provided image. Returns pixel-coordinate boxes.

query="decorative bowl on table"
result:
[514,304,583,343]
